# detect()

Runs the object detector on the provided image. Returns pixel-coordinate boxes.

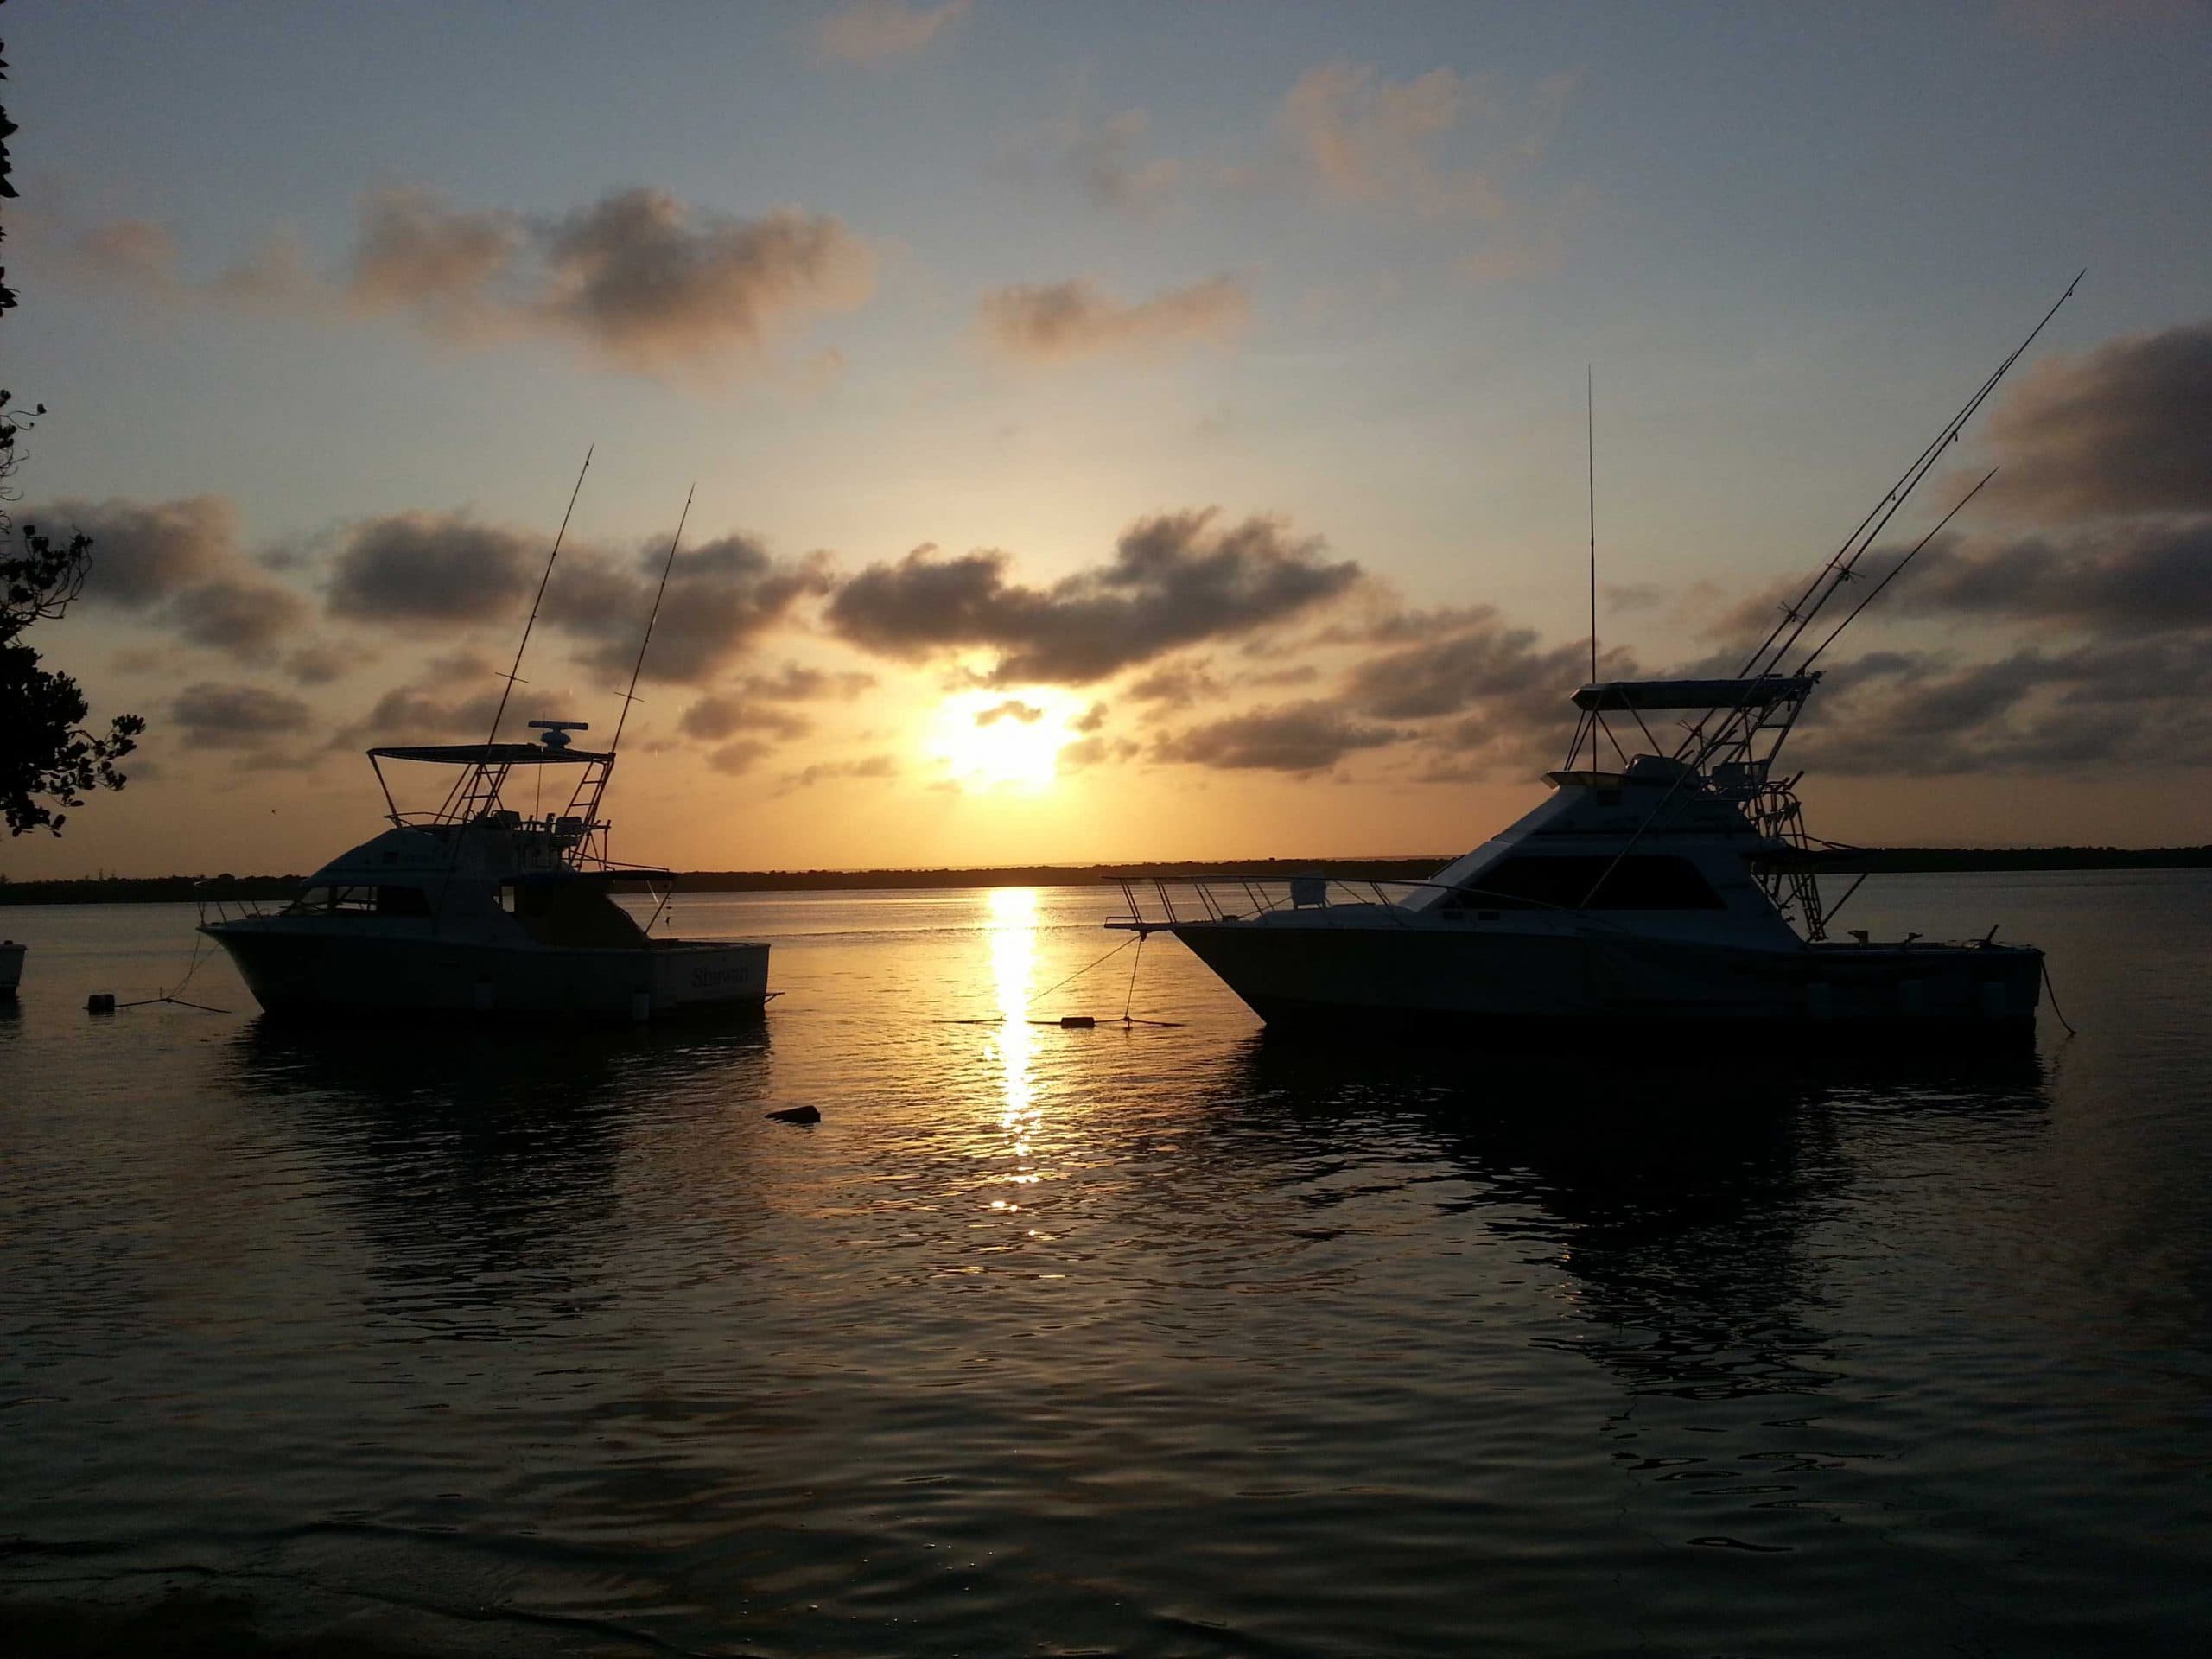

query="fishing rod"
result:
[609,484,695,755]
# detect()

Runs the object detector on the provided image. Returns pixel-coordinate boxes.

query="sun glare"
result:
[927,690,1078,791]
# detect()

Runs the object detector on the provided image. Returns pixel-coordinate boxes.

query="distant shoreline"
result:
[1,846,2207,906]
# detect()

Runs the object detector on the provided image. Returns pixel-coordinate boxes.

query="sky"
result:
[3,0,2209,879]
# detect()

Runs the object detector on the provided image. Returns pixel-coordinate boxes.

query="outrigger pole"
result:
[441,445,594,826]
[609,484,695,755]
[1587,365,1599,688]
[1727,271,2082,691]
[485,445,594,752]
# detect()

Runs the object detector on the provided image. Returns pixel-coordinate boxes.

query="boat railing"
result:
[1106,874,1420,932]
[1105,874,1643,937]
[196,892,274,926]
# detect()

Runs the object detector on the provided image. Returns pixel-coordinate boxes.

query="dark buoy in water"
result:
[766,1104,821,1124]
[1059,1014,1096,1028]
[86,993,117,1014]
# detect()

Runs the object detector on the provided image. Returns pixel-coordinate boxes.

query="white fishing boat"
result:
[1109,672,2043,1039]
[202,725,768,1022]
[202,464,770,1023]
[1109,289,2081,1044]
[0,938,23,1000]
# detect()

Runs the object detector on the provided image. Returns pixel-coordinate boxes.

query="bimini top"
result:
[1571,675,1816,713]
[368,741,613,766]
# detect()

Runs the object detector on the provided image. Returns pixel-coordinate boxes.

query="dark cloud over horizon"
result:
[32,493,319,667]
[169,681,315,748]
[1978,320,2212,520]
[545,535,834,685]
[1152,699,1405,775]
[327,511,538,627]
[826,509,1360,684]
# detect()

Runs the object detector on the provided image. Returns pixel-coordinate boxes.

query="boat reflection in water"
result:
[1203,1033,2050,1402]
[216,1017,775,1306]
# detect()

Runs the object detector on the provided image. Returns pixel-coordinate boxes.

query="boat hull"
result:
[0,941,22,1000]
[1166,921,2042,1042]
[203,923,769,1022]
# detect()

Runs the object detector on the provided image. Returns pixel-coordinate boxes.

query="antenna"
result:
[484,445,593,751]
[1586,365,1597,688]
[609,484,695,754]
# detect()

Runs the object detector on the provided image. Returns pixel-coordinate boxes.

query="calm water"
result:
[3,874,2209,1656]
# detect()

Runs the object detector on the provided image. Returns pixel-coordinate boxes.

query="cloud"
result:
[975,698,1044,727]
[348,187,525,339]
[28,493,317,665]
[1124,659,1223,709]
[1904,518,2212,636]
[327,511,538,628]
[1010,105,1183,218]
[677,694,814,742]
[1979,320,2212,520]
[69,219,180,292]
[736,662,877,701]
[29,494,236,607]
[1274,61,1570,221]
[283,639,375,686]
[1153,700,1405,774]
[817,0,970,62]
[826,508,1361,683]
[66,185,878,387]
[1058,734,1141,770]
[544,534,834,685]
[1342,606,1592,721]
[780,753,900,789]
[331,654,506,749]
[1789,639,2212,776]
[524,191,877,379]
[978,276,1249,364]
[165,575,311,659]
[169,681,314,747]
[706,740,776,775]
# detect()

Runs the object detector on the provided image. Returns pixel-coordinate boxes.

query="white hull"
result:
[1171,921,2041,1036]
[205,921,768,1022]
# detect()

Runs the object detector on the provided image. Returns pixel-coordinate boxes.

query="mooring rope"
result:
[2041,959,2078,1038]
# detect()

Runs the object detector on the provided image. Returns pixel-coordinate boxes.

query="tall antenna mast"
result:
[1586,365,1598,687]
[609,484,695,754]
[484,445,593,751]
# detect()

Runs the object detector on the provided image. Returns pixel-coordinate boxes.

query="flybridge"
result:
[359,454,701,878]
[367,723,620,873]
[1570,677,1815,714]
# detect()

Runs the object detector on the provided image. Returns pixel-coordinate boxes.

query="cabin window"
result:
[372,885,433,917]
[284,883,432,917]
[1448,855,1725,912]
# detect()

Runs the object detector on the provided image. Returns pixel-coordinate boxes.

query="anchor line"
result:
[118,929,229,1014]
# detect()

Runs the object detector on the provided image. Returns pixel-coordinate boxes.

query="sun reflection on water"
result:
[988,887,1040,1195]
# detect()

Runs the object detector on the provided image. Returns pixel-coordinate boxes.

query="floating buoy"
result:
[86,993,117,1014]
[1058,1015,1096,1028]
[766,1104,822,1124]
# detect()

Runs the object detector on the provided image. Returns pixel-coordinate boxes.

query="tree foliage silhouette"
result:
[0,10,146,836]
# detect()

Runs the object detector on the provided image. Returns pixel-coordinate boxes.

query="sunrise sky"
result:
[5,0,2209,879]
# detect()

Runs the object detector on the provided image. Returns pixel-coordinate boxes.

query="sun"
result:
[926,690,1080,791]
